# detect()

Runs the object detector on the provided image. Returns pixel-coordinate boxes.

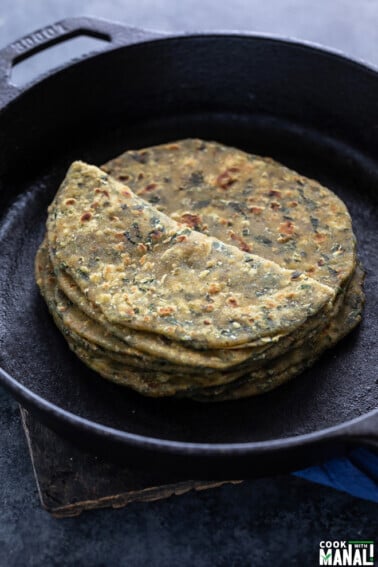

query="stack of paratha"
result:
[35,139,364,400]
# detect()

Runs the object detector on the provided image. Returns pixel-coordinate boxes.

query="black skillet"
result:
[0,17,377,478]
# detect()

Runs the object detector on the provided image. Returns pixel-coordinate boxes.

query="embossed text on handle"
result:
[10,23,68,55]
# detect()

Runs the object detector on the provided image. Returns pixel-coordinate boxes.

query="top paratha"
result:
[47,161,334,349]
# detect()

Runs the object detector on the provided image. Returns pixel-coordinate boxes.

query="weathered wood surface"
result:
[20,408,241,518]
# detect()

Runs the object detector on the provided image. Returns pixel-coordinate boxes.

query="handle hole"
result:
[11,34,110,86]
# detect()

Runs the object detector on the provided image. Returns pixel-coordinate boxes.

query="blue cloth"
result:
[294,448,378,503]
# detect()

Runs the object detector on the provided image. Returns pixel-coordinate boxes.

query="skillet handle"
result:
[0,16,165,108]
[343,410,378,450]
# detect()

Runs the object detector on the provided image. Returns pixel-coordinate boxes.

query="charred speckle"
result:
[268,189,281,198]
[144,183,157,192]
[146,228,164,243]
[95,188,110,197]
[229,232,251,252]
[283,215,294,221]
[163,177,171,183]
[121,204,128,211]
[270,202,280,210]
[180,213,202,229]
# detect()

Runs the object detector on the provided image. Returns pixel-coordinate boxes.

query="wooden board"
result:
[20,407,241,518]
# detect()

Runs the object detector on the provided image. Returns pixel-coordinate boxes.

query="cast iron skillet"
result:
[0,17,377,478]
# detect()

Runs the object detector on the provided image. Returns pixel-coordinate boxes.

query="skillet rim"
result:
[0,364,376,453]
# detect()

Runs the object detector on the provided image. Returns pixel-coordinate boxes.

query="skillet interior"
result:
[0,36,377,455]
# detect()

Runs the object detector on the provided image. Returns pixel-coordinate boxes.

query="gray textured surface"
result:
[1,0,378,63]
[0,1,377,566]
[1,0,378,88]
[1,388,377,567]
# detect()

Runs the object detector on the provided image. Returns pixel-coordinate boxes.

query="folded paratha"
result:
[47,161,334,349]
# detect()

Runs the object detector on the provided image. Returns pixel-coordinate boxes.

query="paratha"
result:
[189,265,365,401]
[34,139,364,400]
[47,162,334,349]
[54,257,341,367]
[103,139,356,291]
[36,240,364,398]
